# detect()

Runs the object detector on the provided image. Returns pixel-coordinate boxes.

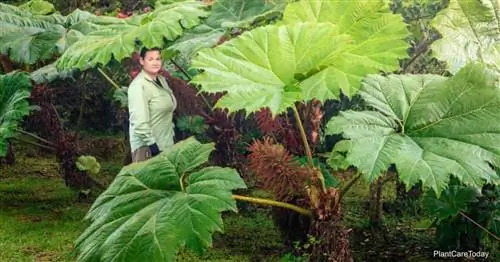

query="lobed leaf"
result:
[191,0,409,116]
[29,61,76,84]
[326,63,500,196]
[75,137,246,261]
[191,22,352,115]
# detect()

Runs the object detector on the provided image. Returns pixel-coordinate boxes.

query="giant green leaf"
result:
[190,0,409,116]
[166,24,225,63]
[192,22,352,115]
[326,63,500,196]
[0,72,33,157]
[166,0,287,66]
[282,0,410,99]
[431,0,499,74]
[57,1,208,70]
[75,137,247,262]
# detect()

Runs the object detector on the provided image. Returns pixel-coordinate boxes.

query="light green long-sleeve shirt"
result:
[128,70,177,153]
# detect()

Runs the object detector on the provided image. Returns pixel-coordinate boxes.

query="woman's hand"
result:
[149,143,161,156]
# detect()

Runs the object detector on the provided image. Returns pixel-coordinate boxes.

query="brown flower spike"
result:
[247,137,310,201]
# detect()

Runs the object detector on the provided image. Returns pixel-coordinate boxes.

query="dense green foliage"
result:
[0,72,32,157]
[0,3,91,64]
[424,181,499,256]
[2,0,498,261]
[56,1,209,70]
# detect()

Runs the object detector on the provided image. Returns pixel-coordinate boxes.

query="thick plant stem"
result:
[459,211,500,241]
[292,104,326,192]
[232,194,312,217]
[97,67,120,90]
[292,104,313,167]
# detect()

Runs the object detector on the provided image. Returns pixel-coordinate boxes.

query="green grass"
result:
[0,174,89,261]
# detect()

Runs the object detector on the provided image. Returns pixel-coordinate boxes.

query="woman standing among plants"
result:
[128,47,177,162]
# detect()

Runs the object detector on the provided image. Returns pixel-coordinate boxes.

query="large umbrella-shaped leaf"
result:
[0,72,33,157]
[431,0,499,74]
[192,22,352,115]
[326,63,500,196]
[166,24,225,62]
[75,137,247,262]
[282,0,410,99]
[56,1,209,71]
[190,0,409,116]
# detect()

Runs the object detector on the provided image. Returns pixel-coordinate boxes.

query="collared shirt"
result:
[128,70,177,153]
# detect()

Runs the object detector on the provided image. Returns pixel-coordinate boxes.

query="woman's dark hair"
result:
[139,47,162,58]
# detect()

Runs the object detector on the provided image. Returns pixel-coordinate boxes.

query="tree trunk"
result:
[369,177,384,227]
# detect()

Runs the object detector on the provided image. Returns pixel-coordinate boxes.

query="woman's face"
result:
[140,50,162,76]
